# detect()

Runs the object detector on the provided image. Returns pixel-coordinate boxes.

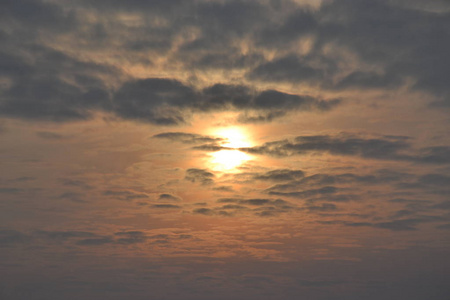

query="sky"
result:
[1,0,450,299]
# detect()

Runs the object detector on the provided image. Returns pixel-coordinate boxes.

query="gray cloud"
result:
[247,0,450,106]
[437,223,450,230]
[236,110,287,124]
[112,78,196,125]
[190,197,296,217]
[320,215,446,231]
[192,208,216,216]
[153,132,223,144]
[0,188,22,193]
[418,174,450,186]
[1,0,78,32]
[240,134,450,164]
[103,190,149,201]
[1,0,450,125]
[269,186,338,198]
[158,193,181,202]
[267,169,413,194]
[34,230,97,241]
[185,168,214,185]
[114,231,147,244]
[57,192,87,203]
[248,55,327,84]
[0,229,30,246]
[59,178,93,190]
[306,203,338,212]
[254,169,305,181]
[76,237,114,246]
[152,204,181,209]
[112,80,341,125]
[36,131,69,140]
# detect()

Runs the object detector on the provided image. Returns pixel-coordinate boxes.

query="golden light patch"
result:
[208,127,252,171]
[215,127,252,148]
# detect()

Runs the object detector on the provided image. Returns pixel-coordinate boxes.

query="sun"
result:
[208,127,252,171]
[215,127,251,148]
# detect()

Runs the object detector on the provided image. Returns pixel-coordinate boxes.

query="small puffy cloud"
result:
[103,190,149,201]
[254,169,305,181]
[193,208,215,216]
[202,198,296,217]
[114,231,147,244]
[185,168,215,185]
[152,204,181,209]
[158,193,181,202]
[306,203,338,212]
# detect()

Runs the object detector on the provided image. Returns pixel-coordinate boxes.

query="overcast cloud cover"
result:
[1,0,450,299]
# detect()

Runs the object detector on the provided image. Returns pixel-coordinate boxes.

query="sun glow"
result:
[209,127,252,171]
[215,127,251,148]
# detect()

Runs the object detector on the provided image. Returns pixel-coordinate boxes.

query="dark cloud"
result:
[389,198,431,204]
[216,198,290,206]
[192,144,228,152]
[248,55,326,84]
[306,203,338,212]
[112,78,196,125]
[236,110,287,123]
[152,204,181,209]
[9,176,36,182]
[254,169,305,181]
[256,9,317,48]
[320,0,450,105]
[153,132,223,144]
[0,188,21,193]
[103,190,149,201]
[1,0,78,32]
[199,85,341,112]
[296,280,345,287]
[319,215,446,231]
[1,56,340,124]
[240,133,450,164]
[432,201,450,210]
[269,186,338,198]
[76,237,114,246]
[1,0,450,128]
[190,197,296,217]
[247,0,450,106]
[213,198,295,217]
[192,208,215,216]
[158,193,181,202]
[0,229,30,246]
[114,231,147,244]
[396,173,450,192]
[418,174,450,186]
[213,186,234,192]
[416,147,450,164]
[34,230,97,241]
[221,204,247,210]
[437,223,450,230]
[57,192,87,203]
[59,178,92,189]
[0,36,114,121]
[36,131,69,140]
[266,169,413,195]
[185,168,214,185]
